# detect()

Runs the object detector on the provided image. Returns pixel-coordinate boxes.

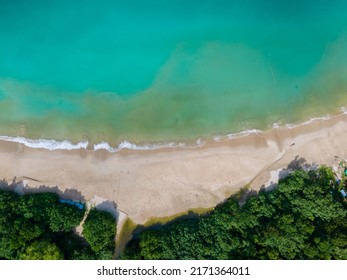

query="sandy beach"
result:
[1,113,347,225]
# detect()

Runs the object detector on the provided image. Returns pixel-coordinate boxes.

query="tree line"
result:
[2,165,346,260]
[0,189,116,260]
[122,166,347,259]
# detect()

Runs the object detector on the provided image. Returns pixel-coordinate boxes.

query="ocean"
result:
[1,0,347,151]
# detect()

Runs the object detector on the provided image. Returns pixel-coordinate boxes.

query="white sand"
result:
[1,113,347,225]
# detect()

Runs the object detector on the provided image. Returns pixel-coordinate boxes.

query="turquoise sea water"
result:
[1,0,347,148]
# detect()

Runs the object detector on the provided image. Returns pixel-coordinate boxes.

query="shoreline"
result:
[0,108,344,153]
[1,112,347,224]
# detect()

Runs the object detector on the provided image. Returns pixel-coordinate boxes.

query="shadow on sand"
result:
[0,179,86,202]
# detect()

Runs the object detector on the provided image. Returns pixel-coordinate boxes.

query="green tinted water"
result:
[0,0,347,147]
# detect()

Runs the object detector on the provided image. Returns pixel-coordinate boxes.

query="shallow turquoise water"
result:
[1,0,347,146]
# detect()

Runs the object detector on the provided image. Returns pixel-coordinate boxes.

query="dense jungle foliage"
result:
[122,167,347,260]
[0,190,116,260]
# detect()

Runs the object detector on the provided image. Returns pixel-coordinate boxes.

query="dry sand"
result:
[1,113,347,225]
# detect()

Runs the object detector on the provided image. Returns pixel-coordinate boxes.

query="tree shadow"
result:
[285,155,317,172]
[0,179,13,191]
[60,188,86,201]
[22,184,60,195]
[237,188,258,206]
[95,200,118,219]
[0,179,9,188]
[287,156,308,170]
[260,156,317,193]
[121,156,324,258]
[0,180,82,202]
[0,179,27,195]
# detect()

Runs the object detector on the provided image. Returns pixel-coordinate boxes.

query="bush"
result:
[82,208,116,259]
[48,203,85,232]
[0,187,95,260]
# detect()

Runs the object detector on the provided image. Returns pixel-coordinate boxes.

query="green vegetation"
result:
[122,166,347,260]
[2,164,346,260]
[20,240,63,260]
[0,188,117,260]
[82,208,117,259]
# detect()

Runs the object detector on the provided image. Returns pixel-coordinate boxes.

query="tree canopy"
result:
[122,166,347,260]
[82,208,117,260]
[0,188,116,260]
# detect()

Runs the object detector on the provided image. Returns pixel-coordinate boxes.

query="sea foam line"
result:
[0,135,201,152]
[0,107,346,152]
[272,105,347,130]
[93,140,189,153]
[272,114,332,130]
[211,129,262,142]
[0,135,89,151]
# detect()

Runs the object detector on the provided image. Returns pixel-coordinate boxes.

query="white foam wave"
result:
[93,141,117,152]
[213,135,222,142]
[272,122,281,129]
[0,135,89,150]
[271,112,341,130]
[226,129,262,139]
[196,138,205,146]
[227,108,347,138]
[1,110,345,153]
[210,129,262,143]
[284,114,331,129]
[93,140,188,153]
